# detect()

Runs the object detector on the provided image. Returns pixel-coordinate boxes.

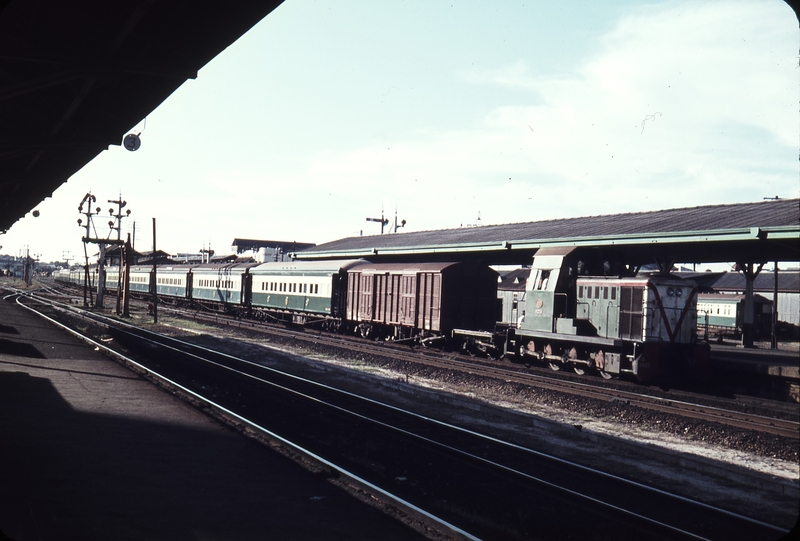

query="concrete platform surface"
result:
[710,341,799,379]
[0,295,426,541]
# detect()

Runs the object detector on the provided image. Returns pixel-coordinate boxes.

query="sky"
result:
[2,0,798,264]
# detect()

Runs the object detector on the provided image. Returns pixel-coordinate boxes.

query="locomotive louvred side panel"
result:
[620,286,644,340]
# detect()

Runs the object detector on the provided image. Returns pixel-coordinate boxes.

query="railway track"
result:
[158,304,800,441]
[25,285,800,440]
[15,292,791,541]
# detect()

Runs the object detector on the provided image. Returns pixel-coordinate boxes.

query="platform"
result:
[710,341,800,380]
[0,293,425,541]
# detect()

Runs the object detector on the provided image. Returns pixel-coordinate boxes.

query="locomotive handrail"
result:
[605,301,617,339]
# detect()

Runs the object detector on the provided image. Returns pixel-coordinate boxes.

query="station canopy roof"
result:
[0,0,284,234]
[232,238,316,254]
[292,199,800,266]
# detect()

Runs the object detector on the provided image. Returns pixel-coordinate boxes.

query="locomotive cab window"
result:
[533,270,550,290]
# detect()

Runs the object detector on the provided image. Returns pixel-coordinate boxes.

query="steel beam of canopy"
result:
[0,0,285,233]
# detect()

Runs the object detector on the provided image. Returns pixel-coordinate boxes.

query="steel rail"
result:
[172,306,799,440]
[21,288,800,439]
[11,292,481,541]
[17,293,790,541]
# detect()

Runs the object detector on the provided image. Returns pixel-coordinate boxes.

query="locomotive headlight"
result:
[675,289,683,297]
[667,287,675,297]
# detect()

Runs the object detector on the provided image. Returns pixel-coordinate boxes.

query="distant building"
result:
[682,270,799,327]
[231,238,316,263]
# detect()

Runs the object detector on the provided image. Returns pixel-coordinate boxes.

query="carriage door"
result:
[400,274,416,327]
[359,273,374,320]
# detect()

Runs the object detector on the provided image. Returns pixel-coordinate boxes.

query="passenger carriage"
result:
[190,263,257,310]
[128,265,153,295]
[249,260,363,325]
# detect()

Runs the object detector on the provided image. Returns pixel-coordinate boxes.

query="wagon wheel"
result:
[594,349,614,379]
[488,346,504,361]
[544,344,561,371]
[516,340,532,360]
[566,348,586,375]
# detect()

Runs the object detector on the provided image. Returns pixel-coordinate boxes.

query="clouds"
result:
[293,0,797,229]
[3,1,796,262]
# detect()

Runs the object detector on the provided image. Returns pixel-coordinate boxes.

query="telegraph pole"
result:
[77,193,97,307]
[121,234,132,317]
[77,192,129,310]
[108,197,131,314]
[152,217,157,324]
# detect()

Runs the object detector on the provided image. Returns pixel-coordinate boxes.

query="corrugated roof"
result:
[678,270,799,293]
[295,199,799,264]
[709,271,800,293]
